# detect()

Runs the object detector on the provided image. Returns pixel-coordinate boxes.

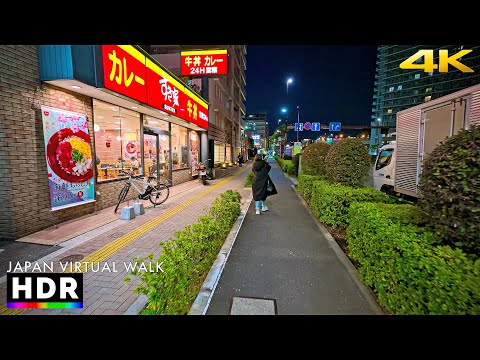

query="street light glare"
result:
[287,78,293,84]
[281,108,287,113]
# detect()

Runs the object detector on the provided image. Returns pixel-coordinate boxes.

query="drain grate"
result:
[109,232,125,239]
[229,296,277,315]
[59,254,84,262]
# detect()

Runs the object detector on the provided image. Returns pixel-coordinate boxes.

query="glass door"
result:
[144,127,171,184]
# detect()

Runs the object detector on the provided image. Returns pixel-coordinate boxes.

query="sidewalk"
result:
[206,160,383,315]
[0,164,250,315]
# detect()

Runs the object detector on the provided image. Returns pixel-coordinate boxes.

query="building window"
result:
[414,74,421,80]
[93,99,141,182]
[389,86,394,92]
[171,124,189,170]
[214,143,224,164]
[426,87,432,93]
[397,85,402,90]
[424,96,432,102]
[387,109,393,114]
[428,72,433,76]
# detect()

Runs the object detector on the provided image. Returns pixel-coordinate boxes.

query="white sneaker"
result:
[255,208,261,215]
[262,206,268,212]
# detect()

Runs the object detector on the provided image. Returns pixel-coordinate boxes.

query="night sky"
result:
[245,45,378,140]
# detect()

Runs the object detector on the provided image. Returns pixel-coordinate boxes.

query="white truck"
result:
[373,83,480,198]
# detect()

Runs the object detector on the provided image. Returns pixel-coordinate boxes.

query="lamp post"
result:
[286,78,293,95]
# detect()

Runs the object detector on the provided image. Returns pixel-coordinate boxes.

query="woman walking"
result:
[252,153,277,215]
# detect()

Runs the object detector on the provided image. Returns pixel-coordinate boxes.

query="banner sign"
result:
[180,50,228,76]
[41,106,95,211]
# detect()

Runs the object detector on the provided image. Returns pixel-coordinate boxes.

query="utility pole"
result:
[296,106,300,142]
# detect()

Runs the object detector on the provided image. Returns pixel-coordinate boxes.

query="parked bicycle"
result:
[114,169,170,213]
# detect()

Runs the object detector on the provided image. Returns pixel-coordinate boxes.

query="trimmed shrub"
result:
[418,125,480,256]
[276,157,295,175]
[301,142,330,176]
[245,171,255,187]
[126,190,241,315]
[293,153,300,176]
[347,202,480,315]
[309,179,392,229]
[297,174,324,203]
[325,138,371,188]
[283,154,293,160]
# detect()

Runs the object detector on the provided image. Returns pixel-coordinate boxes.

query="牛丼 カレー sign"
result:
[101,45,208,129]
[180,50,228,76]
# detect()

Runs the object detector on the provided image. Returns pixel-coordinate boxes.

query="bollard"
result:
[133,202,145,215]
[120,206,136,220]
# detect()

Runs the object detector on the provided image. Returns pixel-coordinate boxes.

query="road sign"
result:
[329,122,342,131]
[304,122,312,130]
[293,142,302,155]
[294,123,303,131]
[312,122,321,131]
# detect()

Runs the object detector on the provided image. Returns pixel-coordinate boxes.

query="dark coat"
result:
[252,159,277,201]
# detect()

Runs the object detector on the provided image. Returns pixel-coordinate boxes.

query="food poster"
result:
[41,106,95,210]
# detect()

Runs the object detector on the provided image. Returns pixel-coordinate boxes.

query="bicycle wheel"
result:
[114,184,130,213]
[149,183,169,205]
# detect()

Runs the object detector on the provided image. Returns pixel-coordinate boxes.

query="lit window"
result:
[387,109,393,114]
[397,85,403,90]
[389,86,394,92]
[426,87,432,93]
[428,72,433,76]
[414,74,421,80]
[171,124,189,170]
[93,99,141,182]
[424,96,432,102]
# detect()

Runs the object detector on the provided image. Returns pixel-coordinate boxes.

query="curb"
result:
[290,184,387,315]
[188,196,253,315]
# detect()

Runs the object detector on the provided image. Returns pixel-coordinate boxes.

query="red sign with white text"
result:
[101,45,208,129]
[180,50,228,76]
[102,45,147,104]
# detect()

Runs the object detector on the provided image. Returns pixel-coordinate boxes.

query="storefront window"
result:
[171,124,189,170]
[190,131,199,175]
[93,99,141,181]
[214,143,224,164]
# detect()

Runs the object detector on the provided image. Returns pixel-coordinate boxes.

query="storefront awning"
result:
[38,45,209,131]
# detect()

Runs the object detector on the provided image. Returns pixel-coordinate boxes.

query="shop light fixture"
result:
[114,121,121,124]
[97,115,104,119]
[131,106,138,109]
[161,135,167,141]
[149,120,158,124]
[116,136,122,141]
[71,85,81,89]
[94,124,101,132]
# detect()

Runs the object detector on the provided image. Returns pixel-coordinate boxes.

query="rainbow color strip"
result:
[7,302,83,309]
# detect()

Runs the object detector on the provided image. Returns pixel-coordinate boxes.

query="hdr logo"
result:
[7,273,83,309]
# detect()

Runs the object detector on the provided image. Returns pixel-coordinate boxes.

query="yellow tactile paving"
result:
[1,167,248,316]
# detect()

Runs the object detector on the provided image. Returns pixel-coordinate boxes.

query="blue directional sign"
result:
[312,122,321,131]
[329,122,342,132]
[294,122,303,131]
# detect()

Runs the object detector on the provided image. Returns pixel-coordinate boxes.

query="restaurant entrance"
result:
[143,126,171,184]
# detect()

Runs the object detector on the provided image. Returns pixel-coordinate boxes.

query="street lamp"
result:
[278,119,281,124]
[286,78,293,95]
[281,108,287,114]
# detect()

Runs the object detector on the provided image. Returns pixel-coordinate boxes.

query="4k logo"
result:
[399,49,474,73]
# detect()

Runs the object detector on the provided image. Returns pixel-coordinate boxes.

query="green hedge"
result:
[307,179,392,229]
[347,202,480,315]
[125,190,242,315]
[297,174,324,203]
[275,156,295,175]
[245,171,255,187]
